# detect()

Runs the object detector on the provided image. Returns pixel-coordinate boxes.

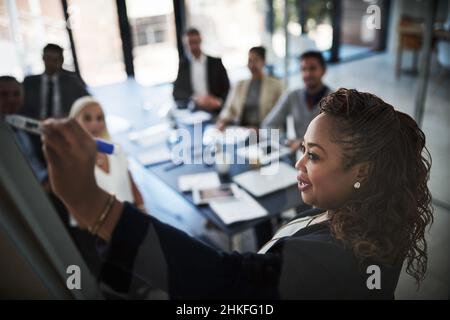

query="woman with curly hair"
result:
[41,88,433,299]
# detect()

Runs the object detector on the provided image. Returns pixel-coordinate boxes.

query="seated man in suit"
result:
[21,43,89,119]
[173,28,230,114]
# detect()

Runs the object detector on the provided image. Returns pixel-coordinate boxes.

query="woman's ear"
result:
[355,162,371,183]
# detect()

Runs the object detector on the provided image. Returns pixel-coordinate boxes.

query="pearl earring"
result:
[354,181,361,189]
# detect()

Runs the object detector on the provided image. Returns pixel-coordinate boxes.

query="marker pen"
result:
[4,115,119,155]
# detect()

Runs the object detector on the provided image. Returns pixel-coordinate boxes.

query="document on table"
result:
[203,125,252,145]
[209,188,268,225]
[176,111,212,125]
[178,172,221,192]
[137,146,172,166]
[128,122,172,147]
[232,162,297,197]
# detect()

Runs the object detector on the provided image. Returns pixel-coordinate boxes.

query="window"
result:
[0,0,73,80]
[303,0,333,52]
[126,0,179,86]
[185,0,267,82]
[67,0,127,86]
[132,15,168,46]
[339,0,384,60]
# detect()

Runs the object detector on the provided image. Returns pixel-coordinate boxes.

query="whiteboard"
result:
[0,119,103,299]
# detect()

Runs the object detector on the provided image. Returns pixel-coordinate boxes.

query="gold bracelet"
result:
[89,194,116,236]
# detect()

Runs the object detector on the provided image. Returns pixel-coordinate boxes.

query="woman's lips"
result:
[297,175,312,192]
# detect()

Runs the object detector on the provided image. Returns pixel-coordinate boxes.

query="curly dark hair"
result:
[319,88,433,284]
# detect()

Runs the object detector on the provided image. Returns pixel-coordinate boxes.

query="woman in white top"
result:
[69,96,145,210]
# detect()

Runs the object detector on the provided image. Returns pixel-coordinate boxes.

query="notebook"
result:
[178,172,221,192]
[232,162,298,197]
[137,146,172,166]
[209,187,268,225]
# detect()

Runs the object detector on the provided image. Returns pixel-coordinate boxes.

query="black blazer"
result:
[21,70,89,119]
[99,203,402,299]
[172,55,230,108]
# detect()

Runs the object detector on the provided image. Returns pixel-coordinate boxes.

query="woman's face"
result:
[75,103,106,138]
[247,51,265,75]
[295,113,363,209]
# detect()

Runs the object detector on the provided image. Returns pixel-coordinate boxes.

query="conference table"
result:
[145,120,306,250]
[101,84,306,251]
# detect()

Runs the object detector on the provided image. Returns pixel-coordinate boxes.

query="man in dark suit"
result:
[21,43,88,119]
[173,28,230,114]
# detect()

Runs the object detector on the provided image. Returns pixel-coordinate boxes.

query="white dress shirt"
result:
[190,53,208,97]
[258,212,328,254]
[40,73,62,119]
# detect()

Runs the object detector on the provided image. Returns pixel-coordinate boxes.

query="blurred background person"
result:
[69,96,145,211]
[0,76,47,184]
[173,28,230,114]
[0,75,72,232]
[21,43,89,120]
[262,51,332,151]
[216,46,283,131]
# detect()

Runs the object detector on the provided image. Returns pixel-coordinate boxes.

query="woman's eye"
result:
[308,152,319,161]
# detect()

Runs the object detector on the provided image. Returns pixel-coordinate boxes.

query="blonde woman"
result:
[69,96,145,211]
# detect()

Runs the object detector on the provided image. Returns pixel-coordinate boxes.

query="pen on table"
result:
[4,115,119,155]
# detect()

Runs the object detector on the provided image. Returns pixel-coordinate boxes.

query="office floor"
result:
[92,52,449,300]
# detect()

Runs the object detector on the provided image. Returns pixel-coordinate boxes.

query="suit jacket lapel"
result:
[183,57,193,95]
[206,56,212,93]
